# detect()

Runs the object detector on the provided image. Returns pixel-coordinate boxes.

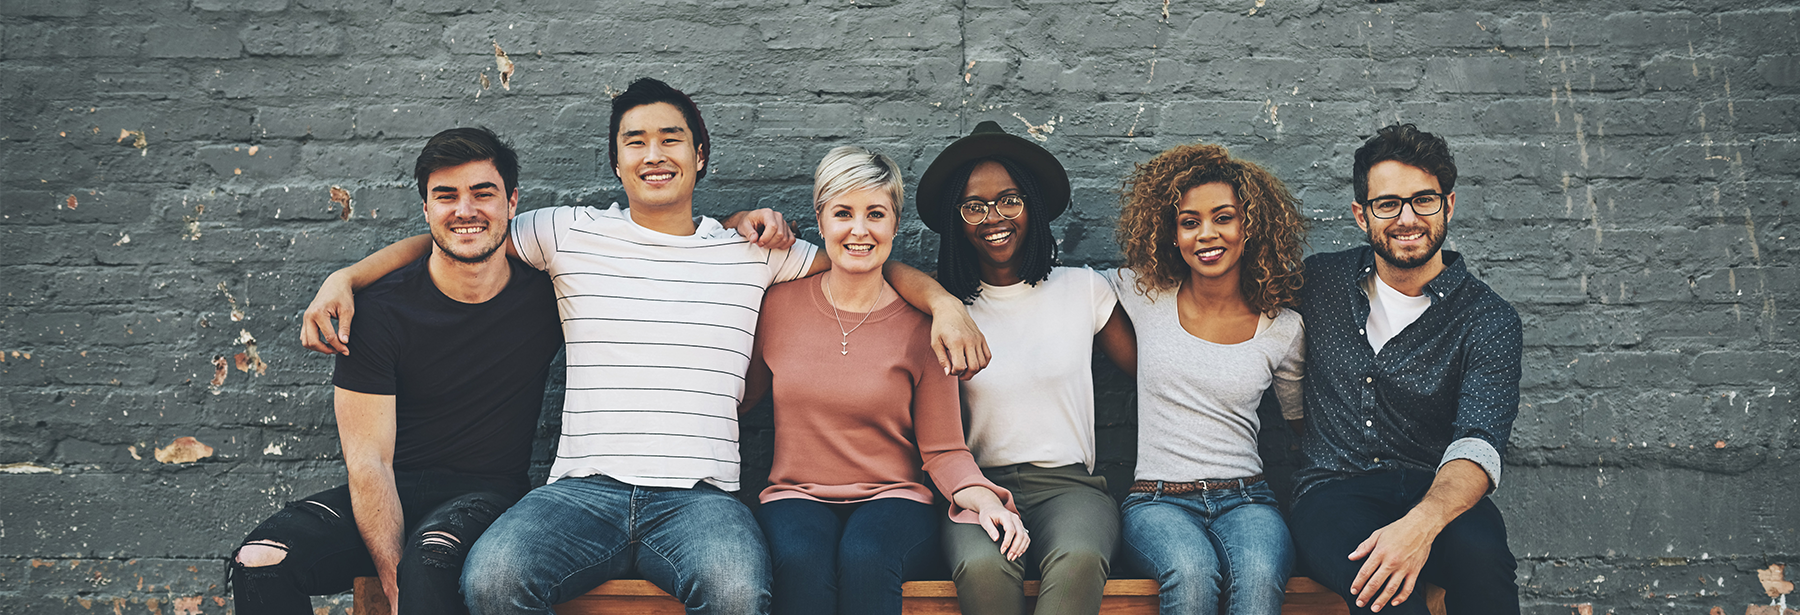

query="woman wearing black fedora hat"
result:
[917,121,1137,615]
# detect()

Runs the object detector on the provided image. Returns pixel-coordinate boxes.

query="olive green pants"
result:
[942,463,1120,615]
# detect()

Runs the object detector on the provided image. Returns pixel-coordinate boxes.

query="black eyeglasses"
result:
[958,194,1026,225]
[1358,192,1447,219]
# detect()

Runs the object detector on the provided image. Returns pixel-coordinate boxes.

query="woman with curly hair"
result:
[1109,142,1309,615]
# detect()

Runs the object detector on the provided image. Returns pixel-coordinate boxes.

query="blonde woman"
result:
[742,146,1028,615]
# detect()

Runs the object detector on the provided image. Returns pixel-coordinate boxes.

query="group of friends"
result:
[228,77,1524,615]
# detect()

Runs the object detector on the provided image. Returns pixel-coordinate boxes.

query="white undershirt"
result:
[1364,274,1432,355]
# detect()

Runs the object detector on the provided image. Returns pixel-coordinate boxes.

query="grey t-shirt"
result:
[1107,268,1305,482]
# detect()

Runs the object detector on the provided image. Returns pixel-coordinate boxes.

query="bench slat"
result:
[354,576,1437,615]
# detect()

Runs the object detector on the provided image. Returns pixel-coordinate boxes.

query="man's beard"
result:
[431,218,509,264]
[1366,217,1447,270]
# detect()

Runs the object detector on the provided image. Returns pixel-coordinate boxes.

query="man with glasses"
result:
[1288,123,1523,615]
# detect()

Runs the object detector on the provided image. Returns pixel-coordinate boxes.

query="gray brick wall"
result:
[2,1,1795,613]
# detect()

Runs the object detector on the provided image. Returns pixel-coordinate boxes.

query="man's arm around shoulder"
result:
[336,387,404,612]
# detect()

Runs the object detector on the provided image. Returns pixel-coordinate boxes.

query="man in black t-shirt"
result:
[231,128,562,615]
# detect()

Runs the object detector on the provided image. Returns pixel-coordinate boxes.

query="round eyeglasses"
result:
[1359,192,1446,219]
[958,194,1026,225]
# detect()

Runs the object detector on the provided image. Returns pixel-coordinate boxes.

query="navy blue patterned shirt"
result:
[1291,247,1522,501]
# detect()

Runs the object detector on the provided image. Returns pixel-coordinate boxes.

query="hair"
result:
[1352,123,1456,202]
[935,157,1060,303]
[1116,143,1308,316]
[608,77,711,181]
[414,127,519,200]
[812,145,904,215]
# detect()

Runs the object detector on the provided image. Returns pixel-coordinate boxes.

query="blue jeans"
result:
[461,475,771,615]
[1120,480,1294,615]
[1289,470,1518,615]
[755,498,940,615]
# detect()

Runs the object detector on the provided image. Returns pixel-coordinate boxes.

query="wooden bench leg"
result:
[352,576,392,615]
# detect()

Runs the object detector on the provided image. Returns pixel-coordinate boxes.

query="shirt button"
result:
[1373,457,1381,463]
[1365,420,1373,427]
[1359,328,1365,334]
[1365,377,1373,384]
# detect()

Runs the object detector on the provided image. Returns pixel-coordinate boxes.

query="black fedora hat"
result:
[915,120,1071,234]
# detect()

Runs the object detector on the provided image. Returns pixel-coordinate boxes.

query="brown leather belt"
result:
[1129,474,1265,496]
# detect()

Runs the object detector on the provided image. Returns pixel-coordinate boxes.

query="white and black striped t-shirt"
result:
[512,204,818,491]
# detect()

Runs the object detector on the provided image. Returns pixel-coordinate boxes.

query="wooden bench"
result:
[350,575,1445,614]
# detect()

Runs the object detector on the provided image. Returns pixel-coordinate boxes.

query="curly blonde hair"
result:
[1116,142,1308,315]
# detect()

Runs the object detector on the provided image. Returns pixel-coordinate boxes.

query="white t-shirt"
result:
[1365,273,1432,355]
[960,267,1117,472]
[512,204,818,490]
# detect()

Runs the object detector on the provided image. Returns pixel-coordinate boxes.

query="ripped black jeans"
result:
[231,470,526,615]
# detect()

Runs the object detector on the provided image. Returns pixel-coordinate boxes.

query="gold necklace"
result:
[822,274,883,356]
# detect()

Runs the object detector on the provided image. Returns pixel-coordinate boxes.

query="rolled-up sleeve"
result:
[1447,307,1522,492]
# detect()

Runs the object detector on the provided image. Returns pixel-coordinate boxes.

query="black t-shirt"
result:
[333,256,562,481]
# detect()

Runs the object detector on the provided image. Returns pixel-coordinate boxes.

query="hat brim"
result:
[915,127,1071,234]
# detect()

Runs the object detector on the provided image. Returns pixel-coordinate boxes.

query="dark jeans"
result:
[755,498,941,615]
[1289,470,1519,615]
[231,470,526,615]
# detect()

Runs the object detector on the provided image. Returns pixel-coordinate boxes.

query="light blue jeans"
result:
[1120,480,1293,615]
[461,475,771,615]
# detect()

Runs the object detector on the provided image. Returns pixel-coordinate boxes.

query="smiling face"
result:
[817,187,898,276]
[1175,182,1245,280]
[424,159,517,264]
[956,161,1030,281]
[614,101,704,212]
[1354,160,1455,270]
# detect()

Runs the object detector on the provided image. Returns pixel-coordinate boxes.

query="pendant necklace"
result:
[822,275,882,356]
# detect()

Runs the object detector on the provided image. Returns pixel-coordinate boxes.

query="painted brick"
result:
[4,3,1799,613]
[242,20,346,57]
[143,25,240,59]
[193,0,288,11]
[0,1,89,17]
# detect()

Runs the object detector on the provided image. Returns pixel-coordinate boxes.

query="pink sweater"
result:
[754,275,1015,524]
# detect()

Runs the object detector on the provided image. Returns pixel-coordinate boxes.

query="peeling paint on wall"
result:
[0,462,60,474]
[153,437,214,464]
[64,195,78,210]
[182,203,205,241]
[218,282,246,322]
[235,329,268,376]
[209,355,228,394]
[116,128,147,155]
[329,186,354,221]
[494,42,515,90]
[1010,112,1059,142]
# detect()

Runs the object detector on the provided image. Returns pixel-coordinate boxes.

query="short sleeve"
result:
[331,300,401,396]
[765,240,820,284]
[1273,313,1306,421]
[1082,267,1118,335]
[511,206,590,271]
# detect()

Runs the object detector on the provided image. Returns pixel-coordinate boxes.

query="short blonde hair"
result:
[813,146,904,215]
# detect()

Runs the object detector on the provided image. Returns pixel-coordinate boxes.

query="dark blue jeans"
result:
[1289,470,1519,615]
[755,498,941,615]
